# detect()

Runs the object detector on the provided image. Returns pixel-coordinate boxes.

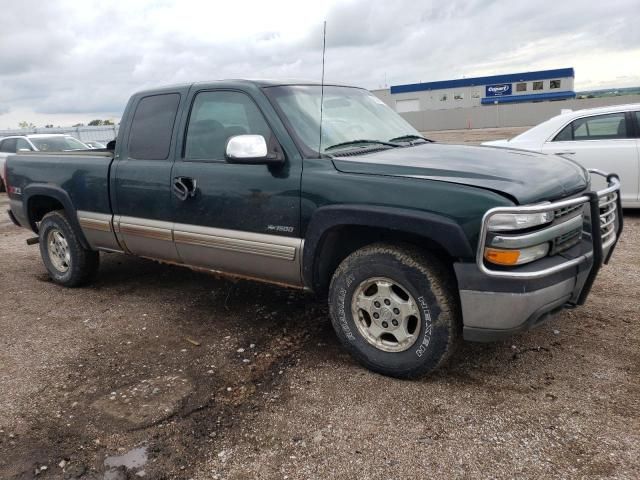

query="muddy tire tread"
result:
[329,242,461,378]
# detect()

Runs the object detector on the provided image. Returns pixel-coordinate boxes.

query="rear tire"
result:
[328,243,460,378]
[38,210,99,287]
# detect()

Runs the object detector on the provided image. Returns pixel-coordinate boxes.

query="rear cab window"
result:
[128,93,181,160]
[0,138,18,153]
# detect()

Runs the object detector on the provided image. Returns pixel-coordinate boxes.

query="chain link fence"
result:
[0,125,119,145]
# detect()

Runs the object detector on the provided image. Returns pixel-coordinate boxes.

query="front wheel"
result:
[38,210,99,287]
[328,243,460,378]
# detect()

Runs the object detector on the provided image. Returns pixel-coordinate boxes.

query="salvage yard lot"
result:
[1,134,639,479]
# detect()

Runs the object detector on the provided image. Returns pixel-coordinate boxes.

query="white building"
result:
[373,68,576,113]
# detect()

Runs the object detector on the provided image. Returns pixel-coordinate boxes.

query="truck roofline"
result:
[131,79,364,97]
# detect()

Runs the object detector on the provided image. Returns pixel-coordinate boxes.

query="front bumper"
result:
[458,170,622,342]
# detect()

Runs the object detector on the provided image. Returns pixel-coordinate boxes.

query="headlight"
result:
[484,243,550,266]
[487,211,554,231]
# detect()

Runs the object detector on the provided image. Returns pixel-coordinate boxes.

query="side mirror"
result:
[17,148,32,153]
[225,135,283,165]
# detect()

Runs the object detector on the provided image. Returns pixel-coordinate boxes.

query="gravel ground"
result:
[1,132,639,479]
[421,126,529,144]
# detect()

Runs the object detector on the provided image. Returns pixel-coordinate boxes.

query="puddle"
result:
[104,446,148,478]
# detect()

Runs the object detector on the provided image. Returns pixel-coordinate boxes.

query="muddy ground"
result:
[1,135,639,479]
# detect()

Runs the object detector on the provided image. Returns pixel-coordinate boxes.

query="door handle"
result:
[555,151,576,155]
[172,176,197,201]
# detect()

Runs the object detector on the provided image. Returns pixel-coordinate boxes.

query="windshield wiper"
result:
[388,134,432,144]
[324,139,401,152]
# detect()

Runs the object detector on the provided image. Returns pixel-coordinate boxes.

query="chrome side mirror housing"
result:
[225,135,283,165]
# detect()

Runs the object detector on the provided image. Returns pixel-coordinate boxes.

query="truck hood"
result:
[331,143,588,205]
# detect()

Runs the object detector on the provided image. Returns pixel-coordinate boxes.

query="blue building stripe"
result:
[390,68,574,94]
[480,91,576,104]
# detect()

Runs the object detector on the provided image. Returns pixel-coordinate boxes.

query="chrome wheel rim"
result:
[351,276,421,352]
[47,229,71,273]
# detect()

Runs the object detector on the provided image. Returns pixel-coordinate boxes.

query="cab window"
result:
[184,91,272,161]
[128,93,181,160]
[0,138,17,153]
[553,113,627,141]
[16,139,33,151]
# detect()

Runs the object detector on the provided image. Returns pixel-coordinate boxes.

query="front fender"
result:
[302,204,474,289]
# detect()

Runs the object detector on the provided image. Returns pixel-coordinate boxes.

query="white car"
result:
[483,103,640,207]
[0,134,89,191]
[84,140,107,149]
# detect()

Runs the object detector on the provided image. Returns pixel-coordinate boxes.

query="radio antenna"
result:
[318,20,327,156]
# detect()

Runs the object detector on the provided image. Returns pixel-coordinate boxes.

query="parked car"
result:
[84,140,107,149]
[483,104,640,207]
[5,80,622,378]
[0,134,89,192]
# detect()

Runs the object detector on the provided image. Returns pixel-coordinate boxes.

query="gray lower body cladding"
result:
[76,211,304,287]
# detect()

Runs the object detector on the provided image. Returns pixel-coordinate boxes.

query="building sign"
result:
[486,84,512,96]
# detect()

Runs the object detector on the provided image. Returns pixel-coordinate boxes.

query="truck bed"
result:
[7,150,115,227]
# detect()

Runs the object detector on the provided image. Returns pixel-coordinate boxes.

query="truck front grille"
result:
[554,203,582,220]
[550,227,582,255]
[599,192,617,249]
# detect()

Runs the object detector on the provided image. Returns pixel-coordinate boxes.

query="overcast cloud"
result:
[0,0,638,127]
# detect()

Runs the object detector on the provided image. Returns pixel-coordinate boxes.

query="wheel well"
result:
[27,195,65,231]
[312,225,454,294]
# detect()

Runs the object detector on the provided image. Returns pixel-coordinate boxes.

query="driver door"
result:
[170,88,303,286]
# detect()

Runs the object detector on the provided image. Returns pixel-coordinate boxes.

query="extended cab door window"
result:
[128,93,181,160]
[0,138,17,153]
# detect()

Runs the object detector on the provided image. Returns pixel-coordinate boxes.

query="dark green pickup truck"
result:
[5,80,622,378]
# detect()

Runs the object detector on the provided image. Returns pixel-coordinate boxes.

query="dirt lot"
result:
[1,134,639,479]
[421,126,529,144]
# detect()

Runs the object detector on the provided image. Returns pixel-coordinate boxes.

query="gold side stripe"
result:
[78,217,112,232]
[118,223,173,242]
[173,230,296,261]
[81,213,300,261]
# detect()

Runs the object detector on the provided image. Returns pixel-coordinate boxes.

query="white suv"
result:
[483,104,640,207]
[0,134,89,191]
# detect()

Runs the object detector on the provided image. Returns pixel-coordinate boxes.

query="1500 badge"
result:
[267,225,294,233]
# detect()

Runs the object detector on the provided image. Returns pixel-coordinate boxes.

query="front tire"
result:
[328,243,460,378]
[38,210,99,287]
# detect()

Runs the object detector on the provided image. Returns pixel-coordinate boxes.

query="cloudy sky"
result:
[0,0,638,128]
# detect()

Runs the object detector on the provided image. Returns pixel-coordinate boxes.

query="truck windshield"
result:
[264,85,421,156]
[30,136,88,152]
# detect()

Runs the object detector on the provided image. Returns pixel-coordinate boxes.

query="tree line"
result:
[17,119,116,129]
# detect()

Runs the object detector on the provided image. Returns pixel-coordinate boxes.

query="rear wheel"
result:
[328,243,460,378]
[39,210,99,287]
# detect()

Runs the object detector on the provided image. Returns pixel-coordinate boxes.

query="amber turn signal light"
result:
[484,248,521,266]
[484,243,550,266]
